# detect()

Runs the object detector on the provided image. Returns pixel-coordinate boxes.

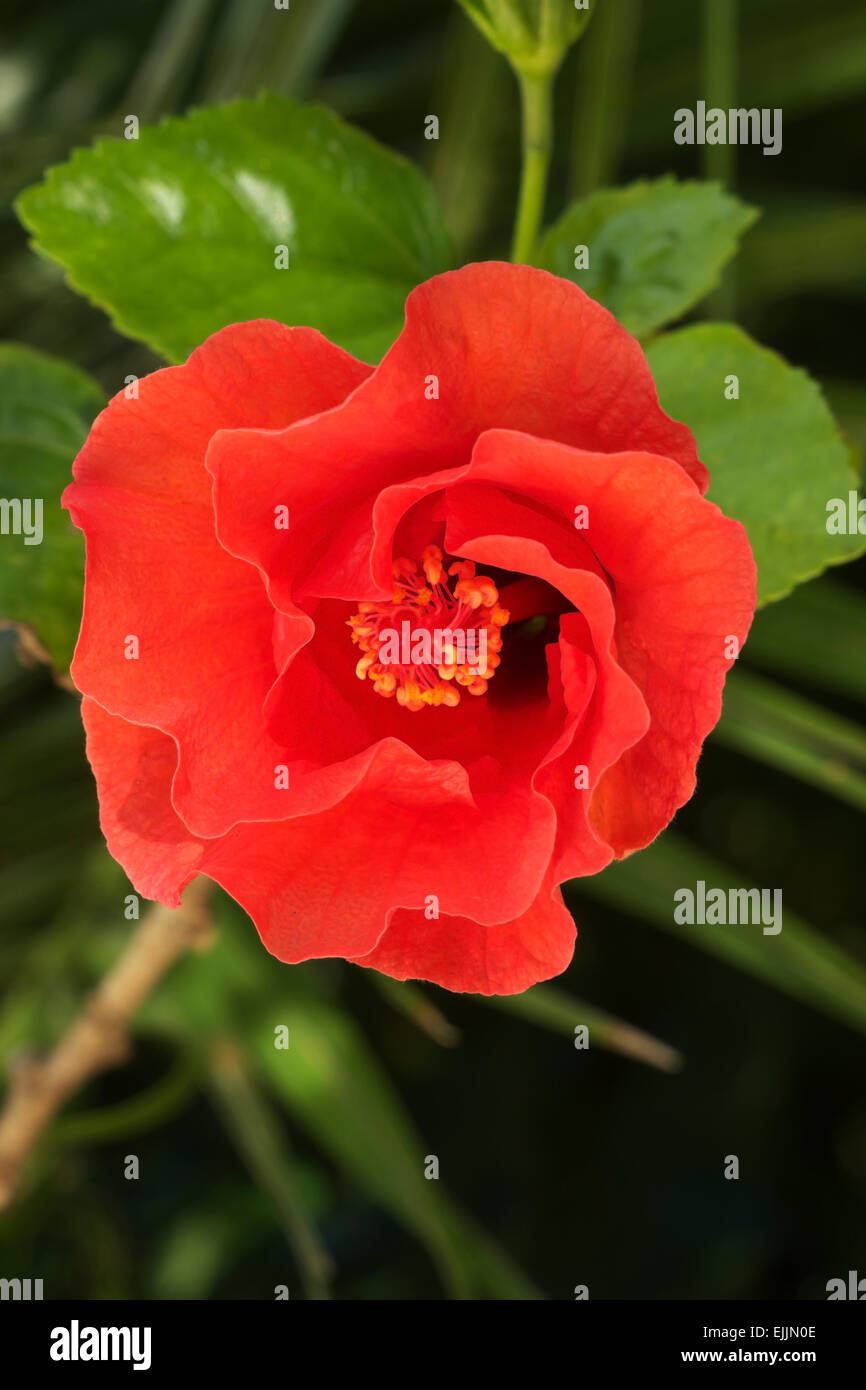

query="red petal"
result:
[83,700,559,963]
[66,321,370,836]
[350,877,576,995]
[207,263,705,613]
[82,697,206,906]
[444,484,650,878]
[458,429,756,857]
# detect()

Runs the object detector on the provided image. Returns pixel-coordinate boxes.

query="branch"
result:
[0,876,214,1209]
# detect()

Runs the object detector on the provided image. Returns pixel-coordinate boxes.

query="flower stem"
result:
[510,63,555,264]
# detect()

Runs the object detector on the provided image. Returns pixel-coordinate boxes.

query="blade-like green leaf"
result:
[577,832,866,1038]
[628,3,866,151]
[16,93,454,365]
[536,177,757,336]
[49,1050,199,1146]
[738,197,866,307]
[206,1038,333,1300]
[714,667,866,811]
[567,0,642,200]
[0,345,103,670]
[483,984,683,1072]
[254,997,539,1299]
[744,577,866,703]
[647,323,866,605]
[149,1190,272,1300]
[373,972,681,1069]
[368,973,461,1047]
[428,10,512,258]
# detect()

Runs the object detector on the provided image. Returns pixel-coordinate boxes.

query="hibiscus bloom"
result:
[64,263,756,994]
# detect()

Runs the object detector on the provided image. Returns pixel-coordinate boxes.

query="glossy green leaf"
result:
[647,324,866,605]
[0,344,103,671]
[577,831,866,1038]
[536,177,757,335]
[16,94,453,365]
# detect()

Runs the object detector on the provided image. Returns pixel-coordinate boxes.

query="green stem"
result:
[701,0,737,186]
[510,64,555,263]
[569,0,642,199]
[702,0,738,316]
[483,985,683,1073]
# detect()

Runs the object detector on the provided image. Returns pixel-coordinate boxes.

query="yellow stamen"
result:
[347,548,509,712]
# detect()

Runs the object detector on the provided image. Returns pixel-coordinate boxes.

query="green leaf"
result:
[368,973,461,1047]
[483,984,683,1072]
[536,177,757,336]
[254,997,539,1299]
[744,578,866,703]
[50,1051,200,1147]
[374,972,682,1068]
[138,895,537,1298]
[16,93,453,366]
[738,196,866,308]
[0,344,104,670]
[206,1039,333,1300]
[646,323,866,605]
[714,668,866,811]
[577,831,866,1039]
[149,1190,272,1301]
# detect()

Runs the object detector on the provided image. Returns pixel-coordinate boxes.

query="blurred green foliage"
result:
[1,0,865,1300]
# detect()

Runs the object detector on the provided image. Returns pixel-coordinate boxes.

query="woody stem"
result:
[0,877,214,1209]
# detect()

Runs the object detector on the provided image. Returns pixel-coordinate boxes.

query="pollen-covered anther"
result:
[347,544,510,711]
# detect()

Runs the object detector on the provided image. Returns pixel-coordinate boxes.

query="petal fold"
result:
[66,320,370,836]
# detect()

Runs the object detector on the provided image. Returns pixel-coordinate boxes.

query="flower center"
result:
[347,545,509,711]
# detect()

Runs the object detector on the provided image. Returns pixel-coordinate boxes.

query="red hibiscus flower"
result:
[64,263,756,995]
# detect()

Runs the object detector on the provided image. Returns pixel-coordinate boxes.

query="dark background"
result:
[0,0,864,1300]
